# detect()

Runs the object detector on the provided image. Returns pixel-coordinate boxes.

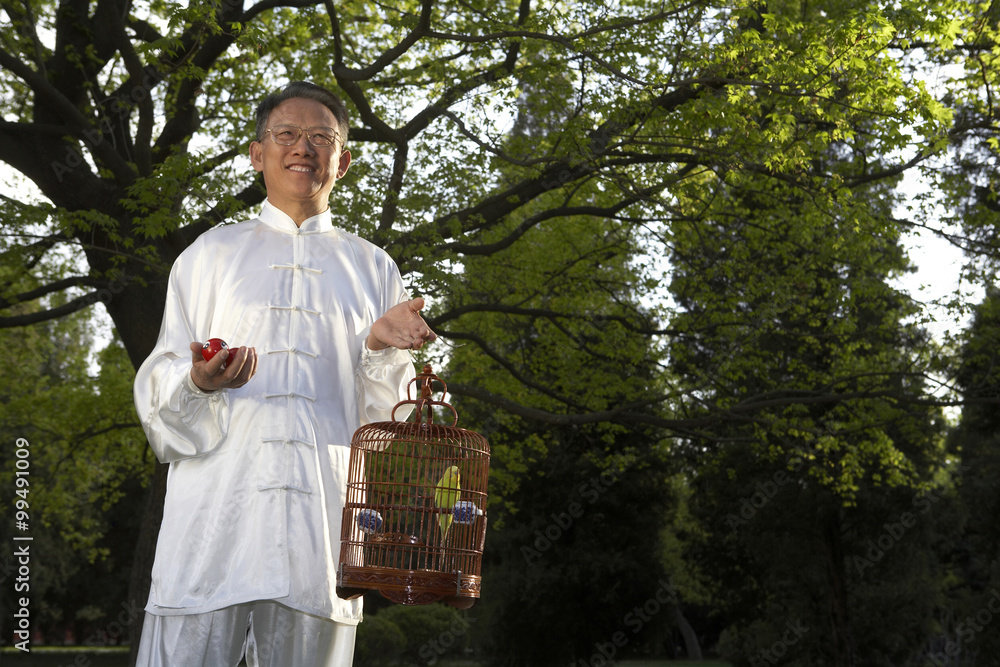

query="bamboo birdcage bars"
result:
[338,365,490,608]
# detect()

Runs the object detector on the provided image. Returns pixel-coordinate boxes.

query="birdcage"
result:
[338,365,490,609]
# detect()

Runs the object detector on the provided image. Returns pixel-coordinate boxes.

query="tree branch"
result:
[0,292,101,328]
[428,302,672,336]
[448,377,982,435]
[329,0,434,81]
[0,45,137,184]
[439,329,593,411]
[0,275,102,309]
[447,381,707,432]
[169,174,267,251]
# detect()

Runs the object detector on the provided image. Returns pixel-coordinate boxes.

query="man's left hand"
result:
[367,297,437,351]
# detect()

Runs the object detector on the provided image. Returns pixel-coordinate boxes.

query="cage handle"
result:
[390,365,460,426]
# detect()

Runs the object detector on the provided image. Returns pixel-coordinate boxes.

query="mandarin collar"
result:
[259,200,335,233]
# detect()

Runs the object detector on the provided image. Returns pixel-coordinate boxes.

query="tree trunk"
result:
[127,463,168,666]
[825,515,856,667]
[673,604,703,659]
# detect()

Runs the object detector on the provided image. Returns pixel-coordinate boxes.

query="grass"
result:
[0,648,732,666]
[618,663,731,667]
[1,646,130,666]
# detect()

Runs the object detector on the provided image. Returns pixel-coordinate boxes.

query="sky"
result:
[890,155,983,344]
[897,225,973,339]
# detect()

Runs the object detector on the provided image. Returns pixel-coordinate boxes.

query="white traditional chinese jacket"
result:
[133,200,415,624]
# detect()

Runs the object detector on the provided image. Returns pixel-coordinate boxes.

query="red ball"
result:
[201,338,230,365]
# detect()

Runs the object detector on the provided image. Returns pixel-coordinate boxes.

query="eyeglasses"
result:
[262,124,342,148]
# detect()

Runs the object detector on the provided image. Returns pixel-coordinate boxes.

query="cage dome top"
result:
[353,364,490,456]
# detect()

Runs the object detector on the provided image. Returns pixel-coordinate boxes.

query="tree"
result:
[914,2,1000,297]
[0,0,983,660]
[422,130,686,661]
[664,126,952,663]
[946,288,1000,663]
[0,279,150,643]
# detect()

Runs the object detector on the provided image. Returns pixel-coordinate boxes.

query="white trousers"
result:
[136,601,357,667]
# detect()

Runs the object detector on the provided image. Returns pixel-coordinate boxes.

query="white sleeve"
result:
[356,343,415,425]
[354,253,417,426]
[133,250,231,463]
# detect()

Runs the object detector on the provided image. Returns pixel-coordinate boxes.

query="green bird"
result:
[433,465,461,543]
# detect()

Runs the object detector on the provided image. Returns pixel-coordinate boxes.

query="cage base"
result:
[338,564,480,608]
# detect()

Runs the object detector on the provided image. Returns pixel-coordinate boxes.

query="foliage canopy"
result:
[1,0,998,662]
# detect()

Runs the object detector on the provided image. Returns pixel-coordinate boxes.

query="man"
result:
[133,81,435,666]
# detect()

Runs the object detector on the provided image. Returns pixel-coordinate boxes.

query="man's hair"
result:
[254,81,350,146]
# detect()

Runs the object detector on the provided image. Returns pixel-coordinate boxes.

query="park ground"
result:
[0,648,732,666]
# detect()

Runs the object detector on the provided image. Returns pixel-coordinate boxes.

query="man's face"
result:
[249,97,351,217]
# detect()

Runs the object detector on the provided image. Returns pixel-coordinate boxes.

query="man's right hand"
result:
[189,341,258,392]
